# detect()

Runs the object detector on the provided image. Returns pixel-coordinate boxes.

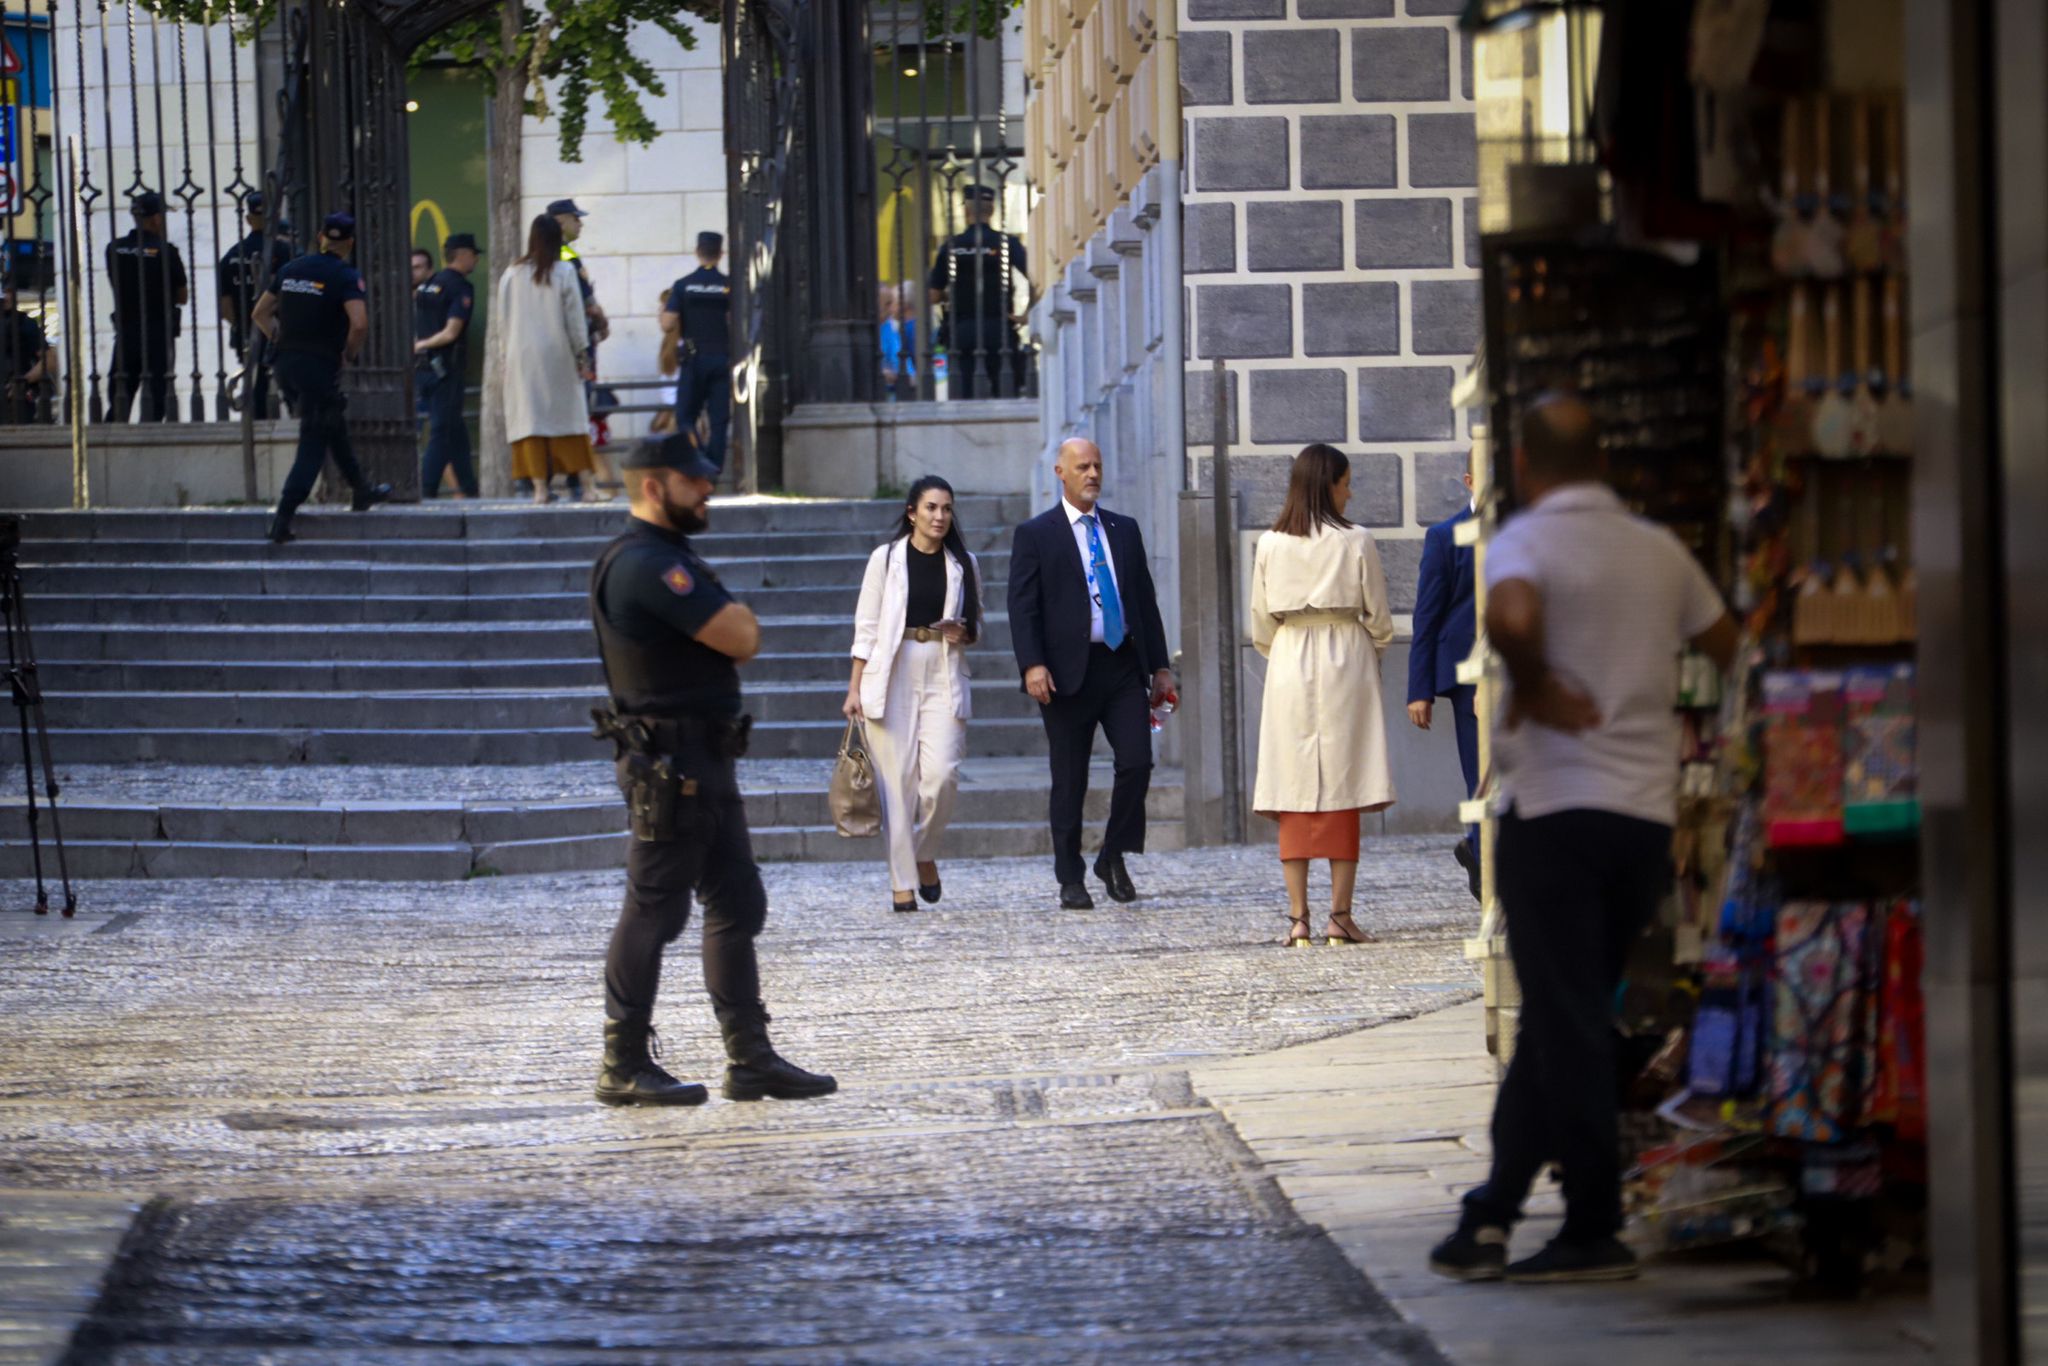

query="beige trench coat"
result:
[495,260,590,442]
[1250,523,1397,817]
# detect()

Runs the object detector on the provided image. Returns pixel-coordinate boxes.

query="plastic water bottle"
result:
[1150,691,1177,734]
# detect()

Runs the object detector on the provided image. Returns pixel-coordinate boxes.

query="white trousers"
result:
[862,637,965,893]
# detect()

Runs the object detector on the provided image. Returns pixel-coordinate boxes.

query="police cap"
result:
[321,211,356,240]
[696,230,723,253]
[130,191,168,218]
[243,190,267,213]
[961,184,996,203]
[443,232,482,255]
[546,198,588,218]
[621,431,719,481]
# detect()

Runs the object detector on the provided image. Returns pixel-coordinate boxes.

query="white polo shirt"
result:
[1063,497,1123,644]
[1485,483,1727,825]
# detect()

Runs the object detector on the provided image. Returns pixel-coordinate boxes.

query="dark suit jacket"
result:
[1407,506,1476,703]
[1008,502,1171,695]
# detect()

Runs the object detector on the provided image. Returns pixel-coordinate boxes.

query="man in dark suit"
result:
[1009,438,1174,909]
[1408,464,1480,899]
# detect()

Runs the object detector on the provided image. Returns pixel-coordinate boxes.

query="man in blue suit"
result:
[1407,465,1480,899]
[1009,438,1175,910]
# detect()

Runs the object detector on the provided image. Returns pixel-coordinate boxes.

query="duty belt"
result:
[592,707,751,760]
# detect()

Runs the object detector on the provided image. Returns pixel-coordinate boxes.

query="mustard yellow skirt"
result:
[1276,809,1361,862]
[511,434,595,480]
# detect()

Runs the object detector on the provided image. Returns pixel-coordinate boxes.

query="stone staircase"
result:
[0,498,1183,880]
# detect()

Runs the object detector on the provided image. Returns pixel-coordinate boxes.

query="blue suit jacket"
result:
[1407,506,1476,703]
[1008,503,1171,696]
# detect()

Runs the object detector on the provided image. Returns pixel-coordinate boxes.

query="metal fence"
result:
[872,0,1034,402]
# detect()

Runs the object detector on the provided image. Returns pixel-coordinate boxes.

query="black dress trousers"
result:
[1039,640,1152,886]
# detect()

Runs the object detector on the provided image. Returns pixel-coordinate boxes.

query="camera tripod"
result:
[1,516,74,917]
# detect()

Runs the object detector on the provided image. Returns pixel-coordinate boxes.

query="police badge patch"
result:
[662,563,694,595]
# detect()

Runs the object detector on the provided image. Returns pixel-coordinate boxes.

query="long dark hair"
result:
[520,214,564,286]
[888,474,981,642]
[1271,443,1353,537]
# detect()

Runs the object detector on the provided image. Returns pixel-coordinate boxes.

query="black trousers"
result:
[231,335,275,419]
[673,349,730,474]
[604,743,766,1024]
[1463,808,1672,1241]
[1040,641,1152,886]
[107,333,175,422]
[949,319,1025,399]
[273,350,366,520]
[418,366,477,497]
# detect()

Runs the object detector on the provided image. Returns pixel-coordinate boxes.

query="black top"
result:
[928,224,1026,321]
[0,308,45,379]
[270,250,367,363]
[592,517,741,719]
[217,230,290,331]
[667,265,730,351]
[105,229,187,336]
[413,267,476,359]
[904,541,946,630]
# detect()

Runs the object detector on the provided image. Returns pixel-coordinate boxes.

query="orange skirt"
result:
[510,434,595,480]
[1276,809,1361,862]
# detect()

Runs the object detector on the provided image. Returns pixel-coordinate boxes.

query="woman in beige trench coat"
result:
[1251,444,1397,948]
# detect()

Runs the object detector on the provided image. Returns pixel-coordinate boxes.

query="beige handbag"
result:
[829,720,882,838]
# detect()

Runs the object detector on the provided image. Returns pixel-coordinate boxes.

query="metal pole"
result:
[62,137,86,507]
[1210,355,1241,843]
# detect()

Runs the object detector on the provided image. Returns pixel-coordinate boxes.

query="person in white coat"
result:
[497,213,594,504]
[843,476,985,912]
[1251,443,1397,947]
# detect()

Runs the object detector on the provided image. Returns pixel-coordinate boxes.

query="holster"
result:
[593,707,702,843]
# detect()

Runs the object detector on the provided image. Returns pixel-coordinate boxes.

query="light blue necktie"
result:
[1081,514,1126,650]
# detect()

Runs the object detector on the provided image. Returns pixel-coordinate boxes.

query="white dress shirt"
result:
[1484,482,1727,824]
[1063,497,1122,644]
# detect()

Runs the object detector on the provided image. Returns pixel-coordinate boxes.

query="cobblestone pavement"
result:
[2,840,1476,1362]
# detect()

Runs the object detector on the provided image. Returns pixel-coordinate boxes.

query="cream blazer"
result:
[1250,523,1397,816]
[851,540,983,721]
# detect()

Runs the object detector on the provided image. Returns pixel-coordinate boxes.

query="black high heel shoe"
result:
[892,896,918,913]
[918,877,942,904]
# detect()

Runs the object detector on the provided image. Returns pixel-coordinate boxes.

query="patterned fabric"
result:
[1768,900,1873,1143]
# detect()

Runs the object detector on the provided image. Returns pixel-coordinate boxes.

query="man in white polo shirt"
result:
[1429,391,1737,1285]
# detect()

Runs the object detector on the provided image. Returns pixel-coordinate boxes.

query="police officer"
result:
[0,279,56,424]
[928,183,1029,399]
[249,211,392,544]
[106,190,187,422]
[589,432,836,1107]
[413,232,482,499]
[659,230,730,474]
[217,191,291,419]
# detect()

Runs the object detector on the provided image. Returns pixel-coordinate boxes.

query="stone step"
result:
[31,616,1018,662]
[21,551,1013,598]
[42,680,1046,730]
[12,496,1033,542]
[18,526,1016,566]
[0,818,1187,881]
[37,717,1060,764]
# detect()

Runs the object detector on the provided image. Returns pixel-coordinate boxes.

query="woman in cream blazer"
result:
[1251,444,1397,948]
[844,476,984,912]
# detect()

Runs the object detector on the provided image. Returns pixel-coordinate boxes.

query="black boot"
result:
[717,1006,837,1101]
[351,481,394,512]
[595,1018,708,1107]
[266,512,295,544]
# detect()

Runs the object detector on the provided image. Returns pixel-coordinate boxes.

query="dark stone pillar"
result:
[798,0,877,402]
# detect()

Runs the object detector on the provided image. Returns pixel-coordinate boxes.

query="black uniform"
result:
[270,250,373,526]
[106,228,186,421]
[592,518,760,1028]
[0,306,47,424]
[667,264,730,473]
[929,223,1027,398]
[413,266,477,497]
[218,230,290,416]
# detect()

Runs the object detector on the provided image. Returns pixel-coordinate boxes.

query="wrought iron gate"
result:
[4,0,488,501]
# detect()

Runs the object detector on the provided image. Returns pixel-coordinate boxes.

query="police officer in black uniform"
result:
[217,191,290,418]
[589,432,836,1107]
[106,190,187,422]
[929,183,1029,399]
[0,278,56,424]
[412,232,482,499]
[659,230,730,474]
[249,211,392,544]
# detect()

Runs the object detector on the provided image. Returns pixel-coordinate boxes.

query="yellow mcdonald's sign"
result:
[411,198,451,254]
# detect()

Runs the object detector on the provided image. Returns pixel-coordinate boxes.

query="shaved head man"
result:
[1007,438,1175,908]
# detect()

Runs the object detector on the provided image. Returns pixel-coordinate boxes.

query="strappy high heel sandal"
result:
[1285,914,1313,949]
[1326,910,1375,946]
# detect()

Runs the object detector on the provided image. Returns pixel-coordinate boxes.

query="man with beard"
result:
[586,432,837,1108]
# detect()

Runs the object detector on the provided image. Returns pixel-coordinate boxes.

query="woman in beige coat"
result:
[1251,444,1397,947]
[497,213,594,503]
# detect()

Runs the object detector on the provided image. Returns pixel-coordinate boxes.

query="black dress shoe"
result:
[1094,853,1137,903]
[351,481,394,512]
[1059,882,1094,910]
[265,514,295,545]
[918,877,942,904]
[1452,840,1481,901]
[892,897,918,913]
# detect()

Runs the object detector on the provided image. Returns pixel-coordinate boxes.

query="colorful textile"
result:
[1768,899,1872,1142]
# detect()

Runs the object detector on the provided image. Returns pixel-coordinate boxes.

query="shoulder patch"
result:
[662,563,695,596]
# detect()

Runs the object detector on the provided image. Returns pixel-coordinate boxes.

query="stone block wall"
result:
[1181,0,1480,620]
